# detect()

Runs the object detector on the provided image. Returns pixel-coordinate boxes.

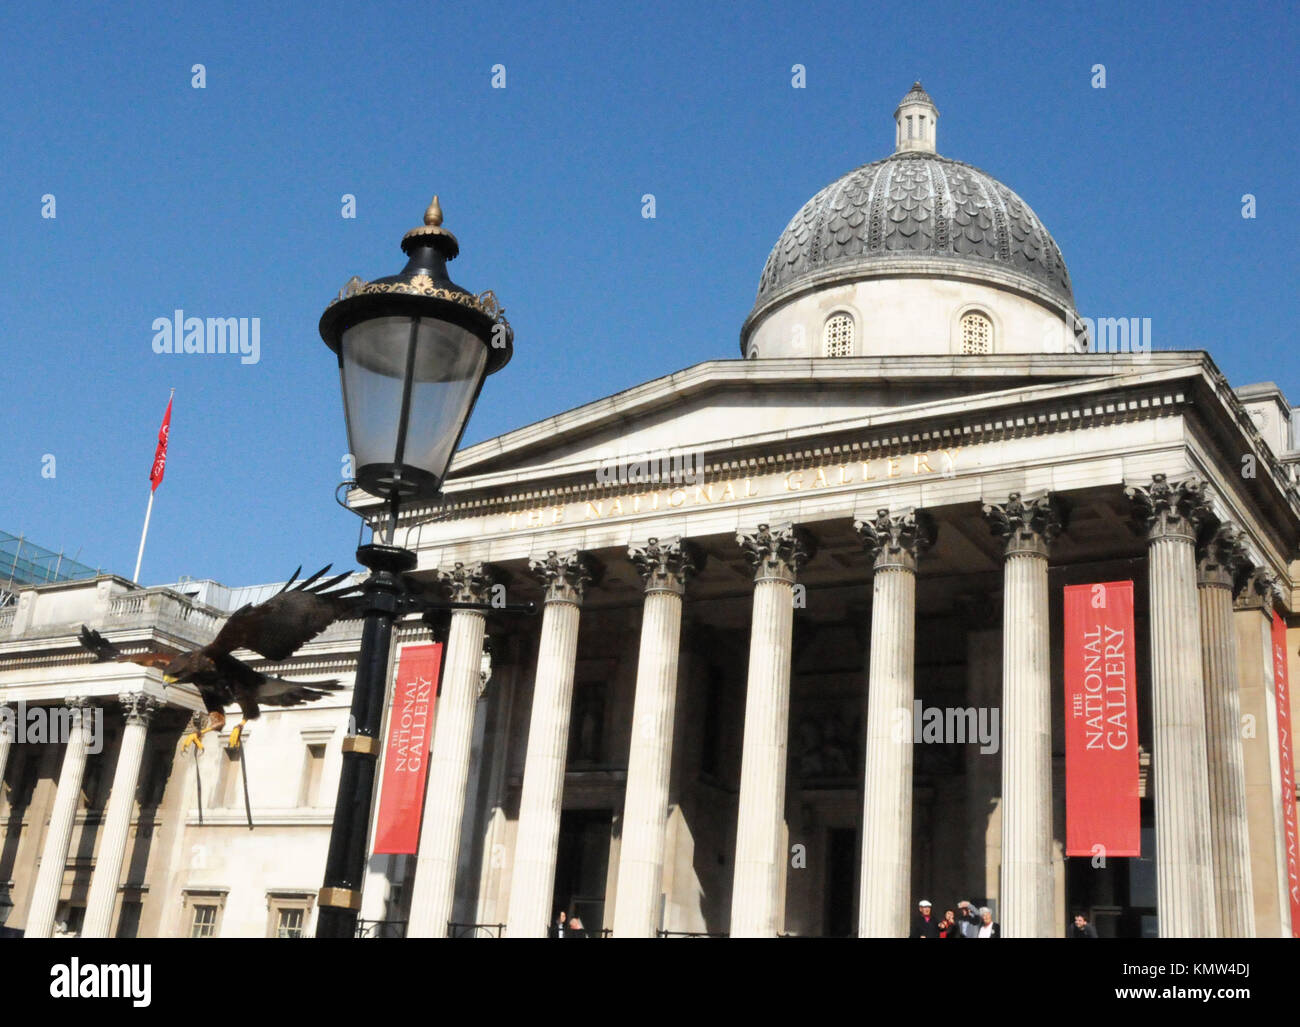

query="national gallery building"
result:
[1,85,1297,939]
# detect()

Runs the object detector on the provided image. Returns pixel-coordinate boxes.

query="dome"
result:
[741,84,1075,354]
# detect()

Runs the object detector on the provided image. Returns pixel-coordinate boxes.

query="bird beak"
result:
[163,675,178,684]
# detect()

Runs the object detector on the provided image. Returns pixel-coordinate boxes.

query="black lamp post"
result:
[315,197,520,938]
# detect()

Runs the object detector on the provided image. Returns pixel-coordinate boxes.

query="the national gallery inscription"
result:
[501,448,962,532]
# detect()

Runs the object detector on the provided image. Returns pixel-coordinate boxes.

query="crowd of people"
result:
[912,900,1099,938]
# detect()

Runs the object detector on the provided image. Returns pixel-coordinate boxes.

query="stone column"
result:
[1196,525,1256,937]
[82,693,160,938]
[26,697,92,938]
[613,537,703,938]
[506,550,600,938]
[983,492,1063,938]
[729,522,814,938]
[0,705,13,801]
[855,508,936,938]
[1126,473,1218,937]
[407,562,499,938]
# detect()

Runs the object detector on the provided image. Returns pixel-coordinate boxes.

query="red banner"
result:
[1064,581,1140,857]
[1271,612,1300,936]
[149,395,172,492]
[373,644,442,855]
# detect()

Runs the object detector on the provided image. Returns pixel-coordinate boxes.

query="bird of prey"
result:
[79,566,361,751]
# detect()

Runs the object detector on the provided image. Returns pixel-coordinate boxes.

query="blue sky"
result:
[2,0,1296,588]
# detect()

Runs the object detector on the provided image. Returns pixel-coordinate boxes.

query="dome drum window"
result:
[960,312,993,354]
[823,313,855,357]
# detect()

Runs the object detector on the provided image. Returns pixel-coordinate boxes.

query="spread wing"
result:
[208,565,362,661]
[255,676,345,708]
[78,626,176,668]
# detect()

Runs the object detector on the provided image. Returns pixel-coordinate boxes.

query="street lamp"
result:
[315,197,520,938]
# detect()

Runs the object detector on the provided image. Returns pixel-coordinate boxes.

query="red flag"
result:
[373,644,442,854]
[1064,581,1140,857]
[1271,611,1300,936]
[149,396,173,492]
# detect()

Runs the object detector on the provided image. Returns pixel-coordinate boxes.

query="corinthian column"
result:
[983,491,1063,937]
[26,697,92,938]
[506,550,600,938]
[855,508,936,938]
[613,537,704,938]
[82,693,160,937]
[729,522,814,938]
[1126,473,1218,937]
[1198,527,1256,937]
[407,562,499,938]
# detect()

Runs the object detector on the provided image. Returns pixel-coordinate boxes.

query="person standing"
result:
[551,910,568,938]
[955,900,981,939]
[975,906,1000,938]
[1070,912,1098,938]
[912,900,941,939]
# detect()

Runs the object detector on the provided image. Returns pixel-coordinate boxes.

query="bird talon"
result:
[228,723,244,749]
[181,731,205,753]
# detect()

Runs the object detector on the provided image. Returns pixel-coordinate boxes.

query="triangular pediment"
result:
[448,353,1205,489]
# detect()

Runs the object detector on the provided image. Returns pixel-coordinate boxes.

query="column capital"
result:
[437,561,503,605]
[118,693,162,727]
[736,522,815,583]
[1125,473,1213,543]
[854,508,936,572]
[528,550,602,604]
[1196,524,1251,592]
[628,536,705,595]
[1233,566,1284,615]
[982,491,1065,558]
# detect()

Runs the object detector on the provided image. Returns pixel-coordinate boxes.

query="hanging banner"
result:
[1271,611,1300,937]
[373,644,442,855]
[1064,581,1140,857]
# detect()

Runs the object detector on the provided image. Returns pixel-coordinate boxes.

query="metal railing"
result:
[656,929,729,938]
[355,918,407,939]
[447,921,506,938]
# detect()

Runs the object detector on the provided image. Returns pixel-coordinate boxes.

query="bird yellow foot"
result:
[181,731,205,753]
[228,722,245,749]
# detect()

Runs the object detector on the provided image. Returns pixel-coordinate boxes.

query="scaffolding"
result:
[0,531,103,604]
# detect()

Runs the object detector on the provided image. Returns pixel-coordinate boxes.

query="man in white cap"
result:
[911,899,940,938]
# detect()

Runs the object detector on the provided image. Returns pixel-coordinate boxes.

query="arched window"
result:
[960,311,993,354]
[823,313,854,357]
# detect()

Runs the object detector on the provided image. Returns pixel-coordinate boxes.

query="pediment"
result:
[448,354,1203,489]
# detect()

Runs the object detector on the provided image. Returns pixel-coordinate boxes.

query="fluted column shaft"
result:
[26,699,91,938]
[1198,531,1255,937]
[982,492,1061,937]
[407,576,490,937]
[730,523,813,937]
[0,707,12,803]
[83,694,158,937]
[614,538,701,937]
[855,507,934,937]
[1128,474,1218,937]
[507,551,597,938]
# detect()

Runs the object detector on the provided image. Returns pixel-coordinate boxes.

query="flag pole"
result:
[131,490,154,584]
[133,387,174,585]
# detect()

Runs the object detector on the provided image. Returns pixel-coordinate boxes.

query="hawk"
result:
[79,566,361,750]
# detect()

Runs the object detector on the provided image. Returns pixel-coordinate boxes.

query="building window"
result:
[182,891,226,938]
[116,900,143,939]
[823,313,854,357]
[191,905,219,938]
[267,893,316,938]
[300,743,327,807]
[960,311,993,354]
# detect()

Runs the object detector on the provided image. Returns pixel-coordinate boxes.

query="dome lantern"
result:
[894,81,938,154]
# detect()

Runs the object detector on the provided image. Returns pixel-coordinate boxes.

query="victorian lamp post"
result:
[314,197,516,938]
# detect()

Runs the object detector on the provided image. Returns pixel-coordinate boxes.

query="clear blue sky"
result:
[2,0,1296,588]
